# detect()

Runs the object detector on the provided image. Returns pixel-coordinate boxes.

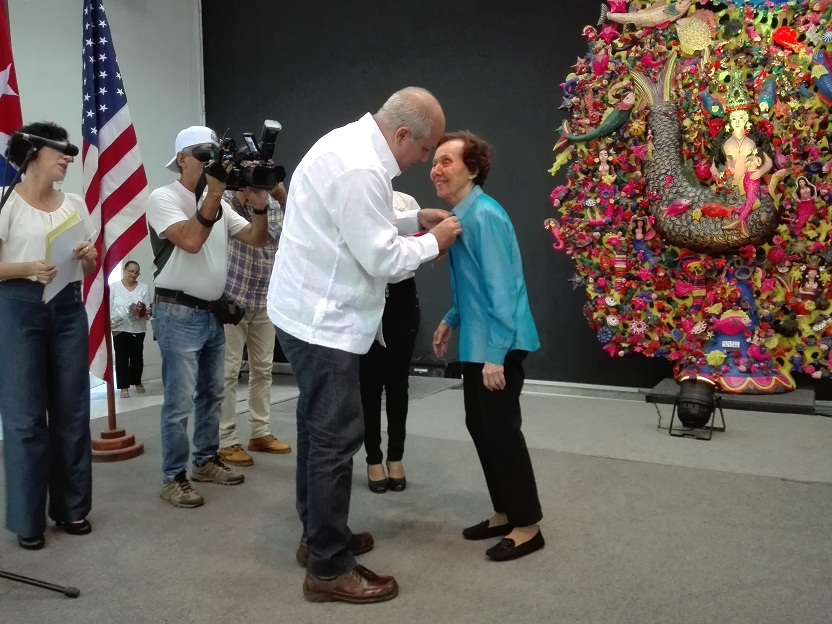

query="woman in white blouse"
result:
[110,260,150,398]
[0,122,98,550]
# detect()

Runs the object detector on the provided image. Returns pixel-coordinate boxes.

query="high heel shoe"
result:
[386,461,406,492]
[367,465,388,493]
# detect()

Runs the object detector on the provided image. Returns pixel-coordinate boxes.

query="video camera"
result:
[192,120,286,191]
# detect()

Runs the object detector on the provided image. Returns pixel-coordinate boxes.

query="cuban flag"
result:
[0,8,22,186]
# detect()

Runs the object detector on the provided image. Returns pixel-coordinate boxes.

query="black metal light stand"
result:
[0,568,80,598]
[668,377,726,441]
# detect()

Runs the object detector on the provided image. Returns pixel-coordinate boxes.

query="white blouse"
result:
[0,190,97,283]
[110,279,151,334]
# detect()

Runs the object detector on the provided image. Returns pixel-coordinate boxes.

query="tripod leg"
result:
[0,570,80,598]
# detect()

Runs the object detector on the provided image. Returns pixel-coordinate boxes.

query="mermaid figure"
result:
[724,149,770,234]
[629,54,780,254]
[791,176,818,233]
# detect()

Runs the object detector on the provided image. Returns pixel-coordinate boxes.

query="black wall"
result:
[201,0,673,388]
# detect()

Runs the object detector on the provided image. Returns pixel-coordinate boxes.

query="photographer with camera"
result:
[218,174,292,467]
[146,125,271,509]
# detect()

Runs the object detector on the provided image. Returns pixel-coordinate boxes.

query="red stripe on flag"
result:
[101,167,147,228]
[97,125,138,176]
[103,215,147,276]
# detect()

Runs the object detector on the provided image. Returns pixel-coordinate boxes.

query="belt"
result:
[154,288,214,310]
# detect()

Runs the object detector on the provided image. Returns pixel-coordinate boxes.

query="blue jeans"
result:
[275,327,364,579]
[152,302,225,482]
[0,280,92,537]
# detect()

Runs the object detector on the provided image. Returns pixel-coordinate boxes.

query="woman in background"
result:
[431,131,544,561]
[110,260,150,398]
[0,122,98,549]
[360,191,422,493]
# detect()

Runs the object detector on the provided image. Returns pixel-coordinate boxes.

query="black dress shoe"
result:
[486,530,545,561]
[17,534,45,550]
[462,519,513,540]
[57,519,92,535]
[387,476,406,492]
[367,466,388,493]
[386,463,406,492]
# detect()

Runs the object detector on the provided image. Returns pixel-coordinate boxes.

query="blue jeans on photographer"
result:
[152,301,225,482]
[0,280,92,538]
[275,326,365,580]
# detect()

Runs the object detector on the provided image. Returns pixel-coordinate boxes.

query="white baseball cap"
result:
[165,125,219,172]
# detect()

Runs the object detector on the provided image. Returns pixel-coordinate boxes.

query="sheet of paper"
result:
[43,214,85,303]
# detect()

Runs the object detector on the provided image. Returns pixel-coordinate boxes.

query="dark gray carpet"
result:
[1,392,831,624]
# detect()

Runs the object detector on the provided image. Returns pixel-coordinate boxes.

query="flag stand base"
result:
[92,428,144,462]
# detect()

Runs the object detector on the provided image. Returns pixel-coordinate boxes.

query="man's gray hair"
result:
[375,87,438,140]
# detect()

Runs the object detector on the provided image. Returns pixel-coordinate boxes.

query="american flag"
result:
[0,7,22,186]
[82,0,148,379]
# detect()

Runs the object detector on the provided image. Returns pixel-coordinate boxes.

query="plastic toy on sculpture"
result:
[547,0,832,394]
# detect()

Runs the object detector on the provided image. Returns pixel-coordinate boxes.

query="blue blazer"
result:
[442,186,540,364]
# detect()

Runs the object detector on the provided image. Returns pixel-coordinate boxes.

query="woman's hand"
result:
[73,241,98,275]
[31,260,57,285]
[433,321,453,359]
[73,241,97,262]
[482,362,506,391]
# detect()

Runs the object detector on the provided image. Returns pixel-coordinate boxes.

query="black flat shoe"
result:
[486,530,545,561]
[462,519,513,541]
[17,534,45,550]
[58,519,92,535]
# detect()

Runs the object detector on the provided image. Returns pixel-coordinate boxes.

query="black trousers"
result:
[359,277,420,465]
[113,331,145,389]
[462,351,543,527]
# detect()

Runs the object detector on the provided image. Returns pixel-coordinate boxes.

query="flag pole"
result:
[91,279,144,462]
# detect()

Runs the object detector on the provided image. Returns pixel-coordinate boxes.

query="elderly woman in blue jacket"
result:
[431,131,543,562]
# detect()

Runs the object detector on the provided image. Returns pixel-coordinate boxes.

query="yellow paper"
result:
[43,211,85,303]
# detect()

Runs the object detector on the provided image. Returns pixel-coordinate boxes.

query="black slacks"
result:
[462,350,543,527]
[359,277,420,465]
[113,331,145,389]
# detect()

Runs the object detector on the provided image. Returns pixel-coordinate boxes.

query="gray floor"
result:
[1,376,831,624]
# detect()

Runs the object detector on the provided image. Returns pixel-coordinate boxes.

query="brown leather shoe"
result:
[303,565,398,603]
[218,444,254,467]
[296,531,374,567]
[248,435,292,454]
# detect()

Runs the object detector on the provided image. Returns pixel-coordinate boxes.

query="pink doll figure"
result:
[724,149,771,235]
[792,176,819,233]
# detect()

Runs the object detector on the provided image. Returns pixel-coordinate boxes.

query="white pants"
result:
[219,310,276,447]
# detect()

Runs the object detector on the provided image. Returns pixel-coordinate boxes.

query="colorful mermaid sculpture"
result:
[629,54,780,253]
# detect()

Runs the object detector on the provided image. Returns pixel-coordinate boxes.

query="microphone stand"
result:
[0,147,81,598]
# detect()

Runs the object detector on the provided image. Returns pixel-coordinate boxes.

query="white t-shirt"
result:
[267,113,438,355]
[146,180,248,301]
[110,279,151,334]
[0,190,97,283]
